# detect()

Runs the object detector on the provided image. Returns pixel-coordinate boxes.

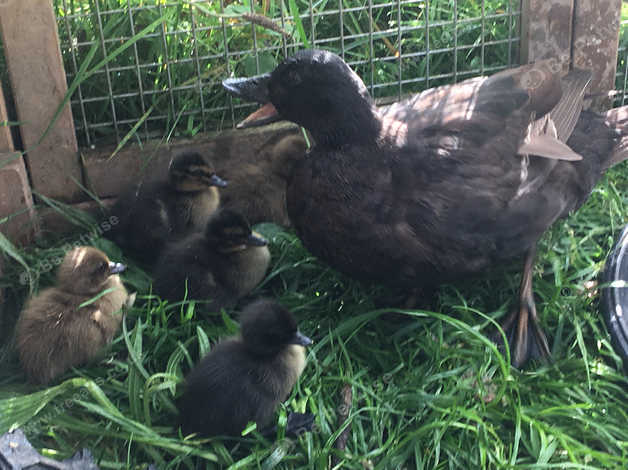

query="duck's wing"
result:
[383,61,590,162]
[549,68,591,142]
[518,68,591,161]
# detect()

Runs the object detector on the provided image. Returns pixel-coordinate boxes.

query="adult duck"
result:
[223,49,628,366]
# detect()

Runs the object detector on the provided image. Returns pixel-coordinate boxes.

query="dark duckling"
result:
[178,299,312,437]
[152,209,270,308]
[15,246,129,384]
[107,151,227,265]
[219,129,307,226]
[224,49,628,366]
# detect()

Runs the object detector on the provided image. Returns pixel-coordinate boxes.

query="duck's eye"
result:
[93,261,108,275]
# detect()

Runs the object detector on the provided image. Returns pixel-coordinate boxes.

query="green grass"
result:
[0,164,627,469]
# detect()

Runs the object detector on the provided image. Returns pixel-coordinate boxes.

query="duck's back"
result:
[287,66,621,285]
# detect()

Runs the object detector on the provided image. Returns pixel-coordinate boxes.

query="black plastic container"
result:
[601,224,628,369]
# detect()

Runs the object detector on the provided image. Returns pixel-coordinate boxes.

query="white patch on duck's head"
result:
[71,247,88,270]
[93,309,102,322]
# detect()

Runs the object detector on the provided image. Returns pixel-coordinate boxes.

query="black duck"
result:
[224,49,628,366]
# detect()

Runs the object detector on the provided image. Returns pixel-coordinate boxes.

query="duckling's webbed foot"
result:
[260,412,315,438]
[495,247,551,368]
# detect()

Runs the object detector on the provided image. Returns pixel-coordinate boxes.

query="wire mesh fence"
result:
[54,0,522,148]
[614,16,628,107]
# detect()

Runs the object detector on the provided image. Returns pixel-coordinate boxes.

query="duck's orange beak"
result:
[223,75,281,129]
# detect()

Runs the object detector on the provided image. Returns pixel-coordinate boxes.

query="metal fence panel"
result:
[53,0,524,147]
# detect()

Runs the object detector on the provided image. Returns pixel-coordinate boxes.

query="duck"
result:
[15,246,130,384]
[107,151,227,265]
[219,129,308,226]
[223,49,628,366]
[178,298,312,437]
[152,209,271,309]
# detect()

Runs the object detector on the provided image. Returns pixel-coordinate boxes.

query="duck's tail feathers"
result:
[604,105,628,169]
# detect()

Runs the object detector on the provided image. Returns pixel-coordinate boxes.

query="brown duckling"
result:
[224,50,628,367]
[15,246,129,385]
[107,151,227,265]
[178,299,312,437]
[153,209,270,309]
[219,129,307,226]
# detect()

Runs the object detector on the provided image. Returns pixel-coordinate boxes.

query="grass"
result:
[0,0,628,468]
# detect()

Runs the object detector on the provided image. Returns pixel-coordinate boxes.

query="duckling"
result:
[219,130,307,226]
[178,298,312,437]
[15,246,129,385]
[153,209,270,309]
[224,49,628,367]
[107,151,227,265]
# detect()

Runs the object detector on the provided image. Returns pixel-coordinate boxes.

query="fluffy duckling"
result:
[15,246,129,385]
[153,210,270,309]
[178,299,312,437]
[107,151,227,265]
[219,130,307,226]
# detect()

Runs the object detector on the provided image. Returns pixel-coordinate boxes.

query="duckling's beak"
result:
[207,174,228,188]
[222,75,280,129]
[246,233,268,247]
[290,331,313,347]
[109,261,126,275]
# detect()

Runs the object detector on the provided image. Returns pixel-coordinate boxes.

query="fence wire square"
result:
[54,0,522,147]
[615,17,628,108]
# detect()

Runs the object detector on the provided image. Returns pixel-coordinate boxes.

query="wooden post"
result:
[0,85,38,245]
[520,0,574,70]
[521,0,622,111]
[572,0,623,111]
[0,0,83,202]
[0,83,38,329]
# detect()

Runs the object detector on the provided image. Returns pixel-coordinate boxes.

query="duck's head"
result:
[169,151,228,192]
[57,246,125,295]
[204,209,268,253]
[240,299,312,356]
[223,49,379,147]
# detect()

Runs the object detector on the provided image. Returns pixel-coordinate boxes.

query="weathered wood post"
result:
[0,83,38,329]
[572,0,623,110]
[521,0,623,111]
[0,0,83,202]
[0,86,38,245]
